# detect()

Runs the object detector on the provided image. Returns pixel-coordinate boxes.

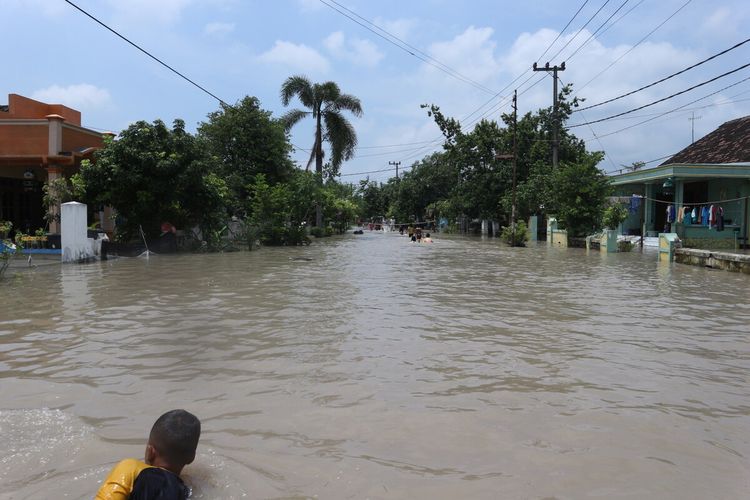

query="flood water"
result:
[1,232,749,499]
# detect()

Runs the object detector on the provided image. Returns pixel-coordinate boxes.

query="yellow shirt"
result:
[95,458,152,500]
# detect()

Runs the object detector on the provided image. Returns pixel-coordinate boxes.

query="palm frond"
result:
[280,75,314,108]
[331,94,363,117]
[280,109,309,131]
[316,81,341,104]
[323,111,358,168]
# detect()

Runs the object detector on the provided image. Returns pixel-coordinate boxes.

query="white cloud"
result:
[323,32,384,68]
[373,17,418,40]
[297,0,323,11]
[31,84,113,111]
[106,0,193,25]
[258,41,330,73]
[426,26,501,85]
[5,0,67,16]
[204,21,235,36]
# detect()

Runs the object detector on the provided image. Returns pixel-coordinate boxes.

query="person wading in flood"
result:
[95,409,201,500]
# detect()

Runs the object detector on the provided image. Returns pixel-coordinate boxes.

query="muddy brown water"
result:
[1,232,749,499]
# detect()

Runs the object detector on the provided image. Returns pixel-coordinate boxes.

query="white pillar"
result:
[61,201,93,263]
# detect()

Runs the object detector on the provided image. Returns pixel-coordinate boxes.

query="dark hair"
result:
[149,410,201,466]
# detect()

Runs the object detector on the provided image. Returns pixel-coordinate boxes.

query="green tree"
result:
[280,75,363,227]
[199,96,294,215]
[79,119,228,242]
[548,152,611,237]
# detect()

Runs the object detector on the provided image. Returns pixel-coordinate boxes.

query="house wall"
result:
[62,124,104,153]
[1,94,81,125]
[0,121,48,155]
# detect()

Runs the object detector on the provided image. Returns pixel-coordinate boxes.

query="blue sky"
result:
[3,0,749,182]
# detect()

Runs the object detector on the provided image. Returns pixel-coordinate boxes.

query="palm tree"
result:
[280,75,363,226]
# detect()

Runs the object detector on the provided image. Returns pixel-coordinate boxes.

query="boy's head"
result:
[145,409,201,472]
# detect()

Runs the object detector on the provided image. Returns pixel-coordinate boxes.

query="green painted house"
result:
[610,115,750,249]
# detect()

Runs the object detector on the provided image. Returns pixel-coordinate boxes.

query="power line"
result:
[588,0,644,41]
[563,0,631,61]
[568,63,750,128]
[546,0,612,63]
[318,0,497,95]
[575,74,750,139]
[64,0,318,155]
[536,0,591,63]
[575,35,750,112]
[63,0,229,107]
[574,0,692,95]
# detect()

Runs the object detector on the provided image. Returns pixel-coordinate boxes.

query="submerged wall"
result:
[675,248,750,274]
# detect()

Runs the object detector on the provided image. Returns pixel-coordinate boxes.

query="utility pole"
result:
[511,89,518,246]
[688,111,702,144]
[533,61,565,169]
[389,160,401,180]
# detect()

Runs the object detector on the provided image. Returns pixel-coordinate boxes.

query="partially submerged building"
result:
[610,115,750,249]
[0,94,106,234]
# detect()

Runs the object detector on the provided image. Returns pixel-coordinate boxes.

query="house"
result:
[0,93,108,234]
[610,115,750,249]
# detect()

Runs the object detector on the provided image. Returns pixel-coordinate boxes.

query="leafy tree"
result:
[199,96,294,215]
[280,75,363,226]
[548,152,611,237]
[79,119,228,242]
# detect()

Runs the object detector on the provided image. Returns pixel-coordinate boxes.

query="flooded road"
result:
[1,232,749,499]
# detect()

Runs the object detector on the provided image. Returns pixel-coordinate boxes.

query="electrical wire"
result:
[536,0,591,63]
[575,74,750,139]
[318,0,497,95]
[563,0,631,61]
[575,35,750,112]
[568,63,750,128]
[63,0,229,107]
[574,0,692,95]
[64,0,316,155]
[546,0,612,63]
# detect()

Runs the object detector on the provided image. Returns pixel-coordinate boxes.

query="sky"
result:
[2,0,749,184]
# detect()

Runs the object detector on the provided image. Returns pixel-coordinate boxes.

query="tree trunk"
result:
[315,111,324,228]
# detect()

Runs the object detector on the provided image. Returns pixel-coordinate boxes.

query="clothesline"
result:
[632,195,750,205]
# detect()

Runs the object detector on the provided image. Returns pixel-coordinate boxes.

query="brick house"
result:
[0,93,107,234]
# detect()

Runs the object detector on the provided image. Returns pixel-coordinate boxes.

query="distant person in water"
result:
[96,409,201,500]
[423,233,433,243]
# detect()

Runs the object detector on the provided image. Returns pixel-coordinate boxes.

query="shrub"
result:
[603,204,629,230]
[501,220,528,247]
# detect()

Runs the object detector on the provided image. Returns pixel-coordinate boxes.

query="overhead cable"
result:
[574,0,692,95]
[563,0,631,61]
[63,0,229,107]
[575,74,750,139]
[536,0,591,63]
[318,0,497,95]
[575,35,750,112]
[568,63,750,128]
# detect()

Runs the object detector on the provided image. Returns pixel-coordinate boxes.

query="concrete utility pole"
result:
[511,89,518,246]
[688,111,702,144]
[389,160,401,180]
[533,61,565,169]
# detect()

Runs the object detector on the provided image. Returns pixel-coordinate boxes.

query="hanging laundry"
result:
[692,207,700,224]
[683,206,693,225]
[709,205,717,228]
[701,205,710,227]
[666,205,675,223]
[717,206,724,231]
[676,205,684,223]
[629,196,641,214]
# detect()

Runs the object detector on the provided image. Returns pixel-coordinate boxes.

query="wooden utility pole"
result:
[533,61,565,169]
[389,160,401,180]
